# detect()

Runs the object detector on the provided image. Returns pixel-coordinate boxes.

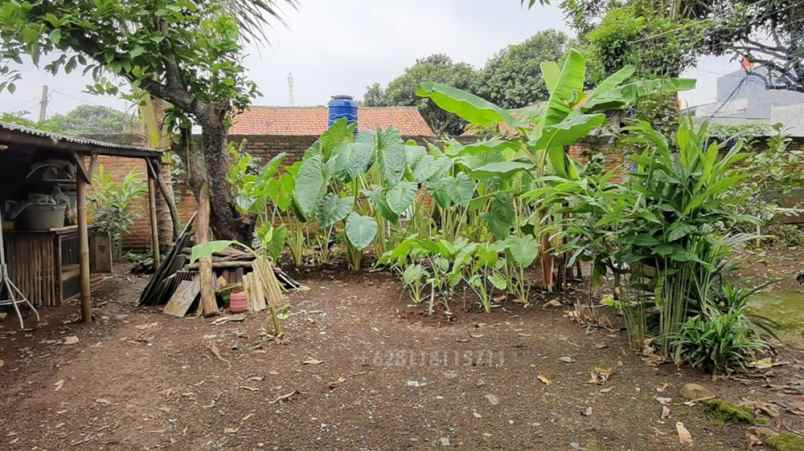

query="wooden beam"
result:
[77,169,91,322]
[197,184,218,317]
[146,158,180,241]
[71,152,92,184]
[147,166,161,268]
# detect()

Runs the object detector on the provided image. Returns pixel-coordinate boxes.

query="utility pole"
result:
[288,73,294,106]
[38,85,48,122]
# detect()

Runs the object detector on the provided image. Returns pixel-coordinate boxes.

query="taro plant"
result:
[503,234,540,305]
[402,263,429,305]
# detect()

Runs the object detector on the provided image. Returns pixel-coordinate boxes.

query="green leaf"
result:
[448,173,475,206]
[483,193,515,240]
[386,181,418,215]
[471,161,533,178]
[190,240,237,264]
[345,213,378,250]
[488,273,508,290]
[506,235,539,267]
[416,82,515,127]
[541,49,586,129]
[621,79,696,103]
[540,61,561,94]
[534,112,607,150]
[317,118,355,159]
[403,264,427,285]
[332,142,373,181]
[265,225,287,260]
[293,154,328,221]
[667,223,695,242]
[317,194,354,228]
[583,65,635,111]
[378,142,407,185]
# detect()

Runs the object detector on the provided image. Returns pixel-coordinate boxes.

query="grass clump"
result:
[703,399,759,425]
[767,433,804,451]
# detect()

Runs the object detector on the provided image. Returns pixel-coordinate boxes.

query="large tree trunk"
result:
[197,103,254,243]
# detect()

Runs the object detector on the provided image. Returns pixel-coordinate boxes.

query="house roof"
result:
[230,106,434,137]
[0,121,162,159]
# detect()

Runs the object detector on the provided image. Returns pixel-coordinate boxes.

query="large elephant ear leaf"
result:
[332,142,373,181]
[448,173,475,206]
[378,142,407,185]
[317,118,355,159]
[293,154,327,221]
[317,194,354,229]
[416,82,515,128]
[483,193,515,240]
[386,181,418,215]
[345,213,378,250]
[506,235,540,267]
[190,240,238,264]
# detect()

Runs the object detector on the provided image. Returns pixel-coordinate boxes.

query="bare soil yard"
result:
[0,257,802,450]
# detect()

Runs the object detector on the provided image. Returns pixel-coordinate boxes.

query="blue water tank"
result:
[327,95,358,128]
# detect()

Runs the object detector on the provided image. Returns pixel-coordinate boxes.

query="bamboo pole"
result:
[197,185,218,317]
[147,170,161,267]
[77,169,91,322]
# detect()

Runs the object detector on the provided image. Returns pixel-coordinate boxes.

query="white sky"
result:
[0,0,738,120]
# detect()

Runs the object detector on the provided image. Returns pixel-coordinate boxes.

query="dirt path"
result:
[0,268,802,450]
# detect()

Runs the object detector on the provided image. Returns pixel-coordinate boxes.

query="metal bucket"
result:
[16,204,66,230]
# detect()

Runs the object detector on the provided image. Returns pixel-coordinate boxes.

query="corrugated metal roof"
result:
[0,121,162,158]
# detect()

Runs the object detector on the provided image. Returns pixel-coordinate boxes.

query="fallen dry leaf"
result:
[53,379,64,391]
[63,336,79,345]
[537,375,552,385]
[302,358,323,365]
[661,405,671,420]
[328,376,346,389]
[676,421,693,447]
[588,367,614,385]
[270,390,300,404]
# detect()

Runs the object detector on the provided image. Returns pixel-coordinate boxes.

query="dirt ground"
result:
[1,253,803,450]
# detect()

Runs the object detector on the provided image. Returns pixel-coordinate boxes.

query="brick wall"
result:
[93,155,153,250]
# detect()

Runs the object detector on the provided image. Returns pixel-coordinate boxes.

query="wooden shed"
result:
[0,122,164,326]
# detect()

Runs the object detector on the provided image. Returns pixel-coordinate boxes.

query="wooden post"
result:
[147,169,161,267]
[197,184,218,317]
[77,166,91,322]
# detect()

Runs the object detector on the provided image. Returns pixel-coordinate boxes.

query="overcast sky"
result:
[0,0,738,120]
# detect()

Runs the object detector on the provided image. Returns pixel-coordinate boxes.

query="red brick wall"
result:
[92,155,153,250]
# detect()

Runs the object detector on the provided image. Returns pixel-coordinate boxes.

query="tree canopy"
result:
[0,0,294,242]
[0,105,135,135]
[526,0,803,92]
[476,30,569,109]
[368,54,480,136]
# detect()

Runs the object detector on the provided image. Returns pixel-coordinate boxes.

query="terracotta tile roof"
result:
[230,106,434,137]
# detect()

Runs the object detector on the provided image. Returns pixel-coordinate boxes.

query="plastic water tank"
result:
[327,95,358,128]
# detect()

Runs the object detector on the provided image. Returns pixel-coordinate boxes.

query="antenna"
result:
[288,72,295,106]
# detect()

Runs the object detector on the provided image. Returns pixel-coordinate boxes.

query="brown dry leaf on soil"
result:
[676,421,693,447]
[302,358,324,365]
[588,367,614,385]
[537,375,552,385]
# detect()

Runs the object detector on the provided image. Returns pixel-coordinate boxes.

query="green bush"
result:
[675,283,769,373]
[88,165,147,248]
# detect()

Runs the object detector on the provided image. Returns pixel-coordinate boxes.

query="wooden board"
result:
[163,278,200,318]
